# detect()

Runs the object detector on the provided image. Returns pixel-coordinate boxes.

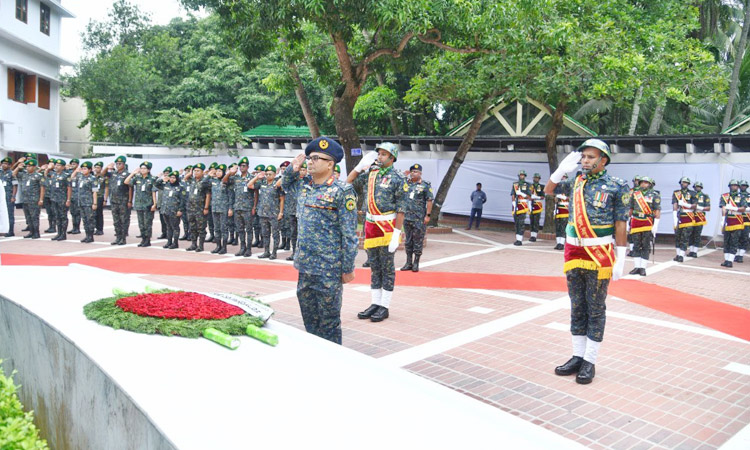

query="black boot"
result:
[628,267,640,275]
[235,242,247,257]
[243,246,252,257]
[229,232,237,246]
[196,236,205,252]
[158,232,167,239]
[137,237,146,247]
[45,226,56,233]
[111,235,121,245]
[24,229,34,238]
[163,238,172,249]
[283,237,291,251]
[211,239,222,253]
[31,226,41,239]
[269,244,278,260]
[412,255,421,272]
[186,240,197,252]
[170,239,179,249]
[117,236,125,245]
[218,238,227,255]
[95,230,104,236]
[362,260,371,268]
[286,244,295,261]
[554,356,583,376]
[69,228,81,235]
[258,242,271,259]
[142,238,151,248]
[638,268,647,276]
[21,225,29,232]
[179,233,189,241]
[735,255,744,263]
[5,226,14,237]
[400,253,413,271]
[576,361,595,384]
[57,231,66,241]
[255,235,263,248]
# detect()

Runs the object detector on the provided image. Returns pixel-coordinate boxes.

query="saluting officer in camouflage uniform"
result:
[225,157,254,257]
[544,139,630,385]
[737,180,750,262]
[155,171,186,249]
[102,156,131,245]
[688,181,710,258]
[278,161,293,251]
[226,163,238,247]
[249,165,284,260]
[13,159,44,239]
[1,157,17,237]
[529,173,545,242]
[72,161,98,243]
[627,176,660,276]
[720,180,747,267]
[400,164,433,273]
[286,137,357,344]
[125,161,157,247]
[207,164,230,254]
[93,162,105,235]
[671,177,697,262]
[511,170,531,245]
[281,160,307,261]
[184,163,212,252]
[552,174,569,250]
[45,159,71,241]
[348,142,407,323]
[66,159,82,234]
[333,164,341,180]
[156,166,172,240]
[251,164,265,248]
[179,165,192,240]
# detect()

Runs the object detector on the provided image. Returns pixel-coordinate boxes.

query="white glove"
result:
[531,195,541,200]
[672,210,678,228]
[612,246,627,281]
[550,152,581,183]
[696,205,704,211]
[388,228,402,253]
[354,152,378,173]
[725,204,739,212]
[679,200,692,209]
[652,218,660,237]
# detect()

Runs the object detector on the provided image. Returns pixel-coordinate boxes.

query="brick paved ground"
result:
[2,209,749,449]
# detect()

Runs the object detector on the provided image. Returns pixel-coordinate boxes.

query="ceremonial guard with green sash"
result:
[628,176,660,276]
[552,174,570,250]
[348,142,407,323]
[626,175,640,256]
[529,173,545,242]
[671,176,697,262]
[511,170,531,246]
[544,139,630,385]
[688,181,710,258]
[738,180,749,263]
[720,180,747,267]
[400,163,433,272]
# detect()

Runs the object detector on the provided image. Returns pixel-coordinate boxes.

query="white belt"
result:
[366,212,396,222]
[566,235,613,247]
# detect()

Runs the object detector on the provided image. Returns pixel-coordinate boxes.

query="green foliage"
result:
[153,107,248,153]
[0,361,48,450]
[83,290,266,338]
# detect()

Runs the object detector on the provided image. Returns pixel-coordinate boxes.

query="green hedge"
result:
[0,360,48,449]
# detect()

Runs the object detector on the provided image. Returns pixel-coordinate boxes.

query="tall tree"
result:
[723,1,750,130]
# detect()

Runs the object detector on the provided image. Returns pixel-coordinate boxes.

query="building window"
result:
[7,69,36,104]
[40,3,51,35]
[16,0,28,23]
[38,79,50,109]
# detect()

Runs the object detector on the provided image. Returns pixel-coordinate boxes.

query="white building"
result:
[0,0,73,157]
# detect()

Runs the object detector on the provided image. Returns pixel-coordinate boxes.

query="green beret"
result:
[115,156,127,163]
[140,161,152,170]
[70,159,80,164]
[334,164,341,173]
[265,165,277,172]
[301,162,307,169]
[94,161,104,167]
[228,163,238,168]
[209,162,218,169]
[1,157,12,164]
[217,164,227,172]
[55,159,65,165]
[184,165,193,171]
[193,163,206,171]
[25,153,35,158]
[25,159,38,167]
[163,166,172,173]
[254,164,265,171]
[239,157,249,165]
[170,171,179,178]
[80,161,93,169]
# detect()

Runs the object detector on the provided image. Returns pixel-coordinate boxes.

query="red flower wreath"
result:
[116,292,245,320]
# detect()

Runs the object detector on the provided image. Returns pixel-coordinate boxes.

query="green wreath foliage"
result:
[83,289,266,338]
[0,360,48,449]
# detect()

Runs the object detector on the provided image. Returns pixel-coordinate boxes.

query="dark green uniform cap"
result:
[255,164,265,171]
[140,161,152,170]
[334,164,341,173]
[80,161,93,169]
[170,171,179,178]
[239,157,249,165]
[184,165,192,171]
[209,162,218,169]
[55,159,65,165]
[94,161,104,168]
[265,165,277,172]
[679,176,691,184]
[693,181,703,188]
[1,157,12,164]
[70,159,79,164]
[518,170,527,176]
[533,173,541,178]
[193,163,206,171]
[115,155,127,163]
[163,166,172,173]
[25,159,38,166]
[217,164,227,172]
[740,179,748,187]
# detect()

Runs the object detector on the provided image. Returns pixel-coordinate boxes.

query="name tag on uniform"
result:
[244,187,248,192]
[193,188,198,195]
[409,192,415,199]
[55,182,59,188]
[118,180,121,186]
[93,186,99,192]
[141,184,146,192]
[26,181,30,186]
[169,191,174,197]
[72,182,76,187]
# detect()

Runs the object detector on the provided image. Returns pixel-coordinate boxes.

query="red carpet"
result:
[3,253,748,341]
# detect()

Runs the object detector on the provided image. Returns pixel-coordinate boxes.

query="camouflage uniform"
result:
[16,169,43,238]
[671,185,697,258]
[354,166,407,292]
[256,178,284,257]
[68,169,82,233]
[552,183,570,249]
[179,173,190,239]
[0,168,16,235]
[739,184,749,259]
[689,189,710,255]
[106,169,131,243]
[186,177,212,249]
[720,188,747,265]
[511,178,531,242]
[281,166,304,258]
[155,178,187,247]
[558,171,630,342]
[228,172,254,256]
[94,174,105,233]
[76,173,98,239]
[290,171,358,345]
[529,180,545,239]
[48,171,70,239]
[131,174,157,241]
[209,175,230,252]
[43,171,55,232]
[403,179,433,257]
[629,186,660,260]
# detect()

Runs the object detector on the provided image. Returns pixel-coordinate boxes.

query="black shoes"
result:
[688,252,698,258]
[235,245,247,257]
[554,244,564,250]
[186,241,197,251]
[370,306,389,322]
[576,361,595,384]
[673,255,684,263]
[514,240,522,246]
[554,356,583,376]
[258,252,271,259]
[628,268,640,275]
[626,250,633,257]
[357,304,379,319]
[721,260,733,268]
[735,255,744,263]
[94,230,104,236]
[362,260,371,268]
[639,268,647,276]
[243,247,252,257]
[529,237,537,242]
[400,261,413,271]
[69,229,81,235]
[45,227,56,233]
[157,233,167,239]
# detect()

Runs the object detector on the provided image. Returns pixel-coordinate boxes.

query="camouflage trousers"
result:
[188,209,208,239]
[164,214,181,242]
[4,196,14,232]
[70,198,81,230]
[111,202,128,239]
[288,215,298,248]
[207,210,214,236]
[212,211,228,242]
[514,213,526,235]
[233,209,252,245]
[404,219,426,256]
[22,204,40,231]
[530,212,541,232]
[566,268,609,342]
[724,229,741,255]
[44,196,55,229]
[253,214,262,241]
[81,204,95,235]
[689,225,703,248]
[555,218,567,237]
[95,196,104,232]
[136,209,154,239]
[631,231,652,260]
[181,212,190,237]
[740,225,750,251]
[280,213,291,239]
[367,246,395,291]
[260,216,280,250]
[297,273,343,345]
[674,225,690,250]
[159,211,167,236]
[50,200,68,235]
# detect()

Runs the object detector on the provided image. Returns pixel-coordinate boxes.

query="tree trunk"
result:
[648,98,666,135]
[428,100,491,227]
[375,71,402,136]
[542,99,567,233]
[330,35,364,172]
[722,1,750,130]
[628,85,644,135]
[289,63,320,138]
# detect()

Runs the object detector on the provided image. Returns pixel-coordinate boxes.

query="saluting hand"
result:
[292,153,305,170]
